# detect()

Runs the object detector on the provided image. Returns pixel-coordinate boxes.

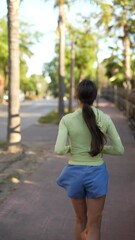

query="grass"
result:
[38,110,59,124]
[0,178,5,184]
[0,141,6,148]
[38,109,69,124]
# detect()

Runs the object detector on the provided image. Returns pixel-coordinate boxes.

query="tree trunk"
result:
[123,24,131,90]
[69,40,75,112]
[7,0,22,152]
[58,1,65,119]
[96,45,99,108]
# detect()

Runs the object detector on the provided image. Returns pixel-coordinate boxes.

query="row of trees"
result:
[98,0,135,89]
[44,0,135,116]
[2,0,96,152]
[0,18,46,100]
[1,0,135,152]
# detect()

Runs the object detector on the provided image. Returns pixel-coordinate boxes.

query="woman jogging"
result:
[55,79,124,240]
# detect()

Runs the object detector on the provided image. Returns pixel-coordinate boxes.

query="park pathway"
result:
[0,99,134,240]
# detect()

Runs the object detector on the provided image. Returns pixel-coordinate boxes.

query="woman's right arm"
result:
[54,117,70,155]
[103,117,124,155]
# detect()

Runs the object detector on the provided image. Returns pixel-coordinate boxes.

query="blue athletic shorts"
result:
[56,162,109,198]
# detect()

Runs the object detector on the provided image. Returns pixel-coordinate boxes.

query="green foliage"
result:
[0,18,8,80]
[43,57,59,97]
[0,18,8,57]
[0,141,6,148]
[38,108,69,124]
[20,59,28,82]
[21,78,36,93]
[42,22,97,97]
[96,0,135,86]
[30,74,47,96]
[96,0,135,44]
[21,74,47,97]
[103,55,125,86]
[0,18,42,94]
[20,22,42,59]
[71,28,97,81]
[39,110,59,124]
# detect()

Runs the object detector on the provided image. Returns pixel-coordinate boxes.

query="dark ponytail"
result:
[77,79,106,156]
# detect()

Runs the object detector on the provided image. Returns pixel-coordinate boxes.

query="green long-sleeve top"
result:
[55,107,124,166]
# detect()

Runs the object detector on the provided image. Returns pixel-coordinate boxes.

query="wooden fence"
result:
[101,86,135,133]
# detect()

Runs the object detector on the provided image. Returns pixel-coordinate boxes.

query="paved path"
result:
[0,99,135,240]
[0,98,58,140]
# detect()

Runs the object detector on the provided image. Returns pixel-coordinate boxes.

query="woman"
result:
[55,79,124,240]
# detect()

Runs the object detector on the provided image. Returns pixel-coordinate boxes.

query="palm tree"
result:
[122,17,131,89]
[57,0,65,119]
[7,0,21,152]
[46,0,97,117]
[69,39,75,112]
[45,0,67,118]
[57,0,97,116]
[97,0,135,89]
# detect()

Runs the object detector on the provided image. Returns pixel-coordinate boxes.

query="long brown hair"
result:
[77,79,106,156]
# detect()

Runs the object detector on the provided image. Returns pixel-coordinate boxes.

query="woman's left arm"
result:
[102,117,124,155]
[55,117,70,155]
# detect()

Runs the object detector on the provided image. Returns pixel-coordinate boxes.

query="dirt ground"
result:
[0,143,54,204]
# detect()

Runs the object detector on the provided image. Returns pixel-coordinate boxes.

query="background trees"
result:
[5,0,42,152]
[1,0,135,151]
[0,18,42,99]
[0,18,8,100]
[96,0,135,88]
[42,23,97,103]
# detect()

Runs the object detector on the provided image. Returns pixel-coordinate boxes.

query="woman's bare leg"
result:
[71,198,87,240]
[86,195,106,240]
